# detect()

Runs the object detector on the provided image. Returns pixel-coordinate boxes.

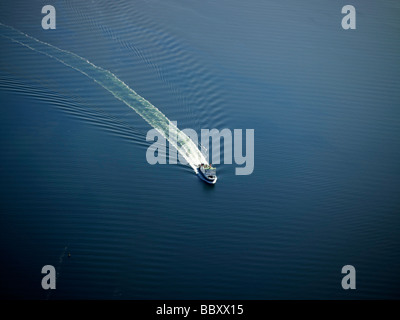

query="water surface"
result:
[0,0,399,299]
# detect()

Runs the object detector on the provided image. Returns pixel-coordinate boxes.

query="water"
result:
[0,22,207,171]
[1,0,399,299]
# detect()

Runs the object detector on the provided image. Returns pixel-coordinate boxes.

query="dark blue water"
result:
[1,0,399,299]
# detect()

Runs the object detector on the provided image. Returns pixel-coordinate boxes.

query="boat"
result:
[197,164,217,184]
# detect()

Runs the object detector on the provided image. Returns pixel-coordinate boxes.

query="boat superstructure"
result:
[198,164,217,184]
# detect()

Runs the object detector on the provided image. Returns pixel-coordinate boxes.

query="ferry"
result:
[198,164,217,184]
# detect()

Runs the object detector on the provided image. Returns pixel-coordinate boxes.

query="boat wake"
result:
[0,23,208,172]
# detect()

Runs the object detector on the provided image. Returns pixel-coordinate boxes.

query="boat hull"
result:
[197,167,217,184]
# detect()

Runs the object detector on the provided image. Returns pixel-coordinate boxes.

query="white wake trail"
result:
[0,23,207,171]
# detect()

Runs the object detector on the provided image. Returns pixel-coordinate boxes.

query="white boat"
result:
[197,164,217,184]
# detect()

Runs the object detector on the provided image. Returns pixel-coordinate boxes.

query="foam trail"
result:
[0,23,207,171]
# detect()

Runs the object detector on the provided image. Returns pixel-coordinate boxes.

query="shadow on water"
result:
[197,176,217,191]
